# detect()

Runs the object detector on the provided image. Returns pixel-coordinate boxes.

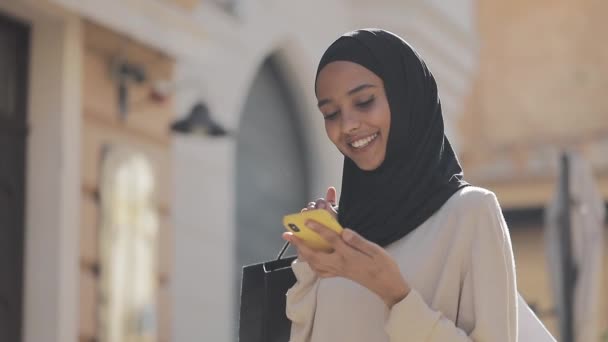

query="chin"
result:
[353,159,383,171]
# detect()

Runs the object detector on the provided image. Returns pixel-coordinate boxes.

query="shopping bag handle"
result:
[276,241,290,261]
[261,242,294,273]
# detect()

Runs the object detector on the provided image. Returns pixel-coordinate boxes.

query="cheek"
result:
[376,103,391,134]
[384,114,391,135]
[324,122,340,145]
[369,109,389,131]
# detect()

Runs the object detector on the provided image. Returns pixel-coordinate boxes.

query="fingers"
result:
[301,201,317,213]
[283,231,324,258]
[298,245,342,278]
[306,220,352,256]
[303,186,338,212]
[282,232,299,253]
[313,198,330,210]
[283,232,308,264]
[283,230,341,278]
[341,229,382,258]
[325,186,337,206]
[286,233,325,265]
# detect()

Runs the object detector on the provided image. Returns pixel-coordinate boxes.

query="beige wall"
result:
[79,21,174,342]
[168,0,200,10]
[465,0,608,148]
[459,1,608,339]
[459,0,608,208]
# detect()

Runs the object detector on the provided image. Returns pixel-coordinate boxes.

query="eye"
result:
[356,96,375,109]
[323,111,339,121]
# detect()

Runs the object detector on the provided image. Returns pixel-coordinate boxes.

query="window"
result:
[98,147,159,342]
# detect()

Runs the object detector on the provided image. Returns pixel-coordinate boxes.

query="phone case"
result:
[282,209,344,251]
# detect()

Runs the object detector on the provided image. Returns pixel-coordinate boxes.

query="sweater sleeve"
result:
[384,193,518,341]
[286,259,320,342]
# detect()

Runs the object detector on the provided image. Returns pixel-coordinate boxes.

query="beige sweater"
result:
[286,187,519,341]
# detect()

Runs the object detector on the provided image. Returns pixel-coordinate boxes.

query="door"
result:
[235,58,310,327]
[0,12,29,342]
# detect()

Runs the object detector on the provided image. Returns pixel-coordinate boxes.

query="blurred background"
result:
[0,0,606,341]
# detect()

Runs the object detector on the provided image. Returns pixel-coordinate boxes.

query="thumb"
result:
[325,186,337,206]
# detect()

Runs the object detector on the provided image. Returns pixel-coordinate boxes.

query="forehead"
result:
[316,61,383,97]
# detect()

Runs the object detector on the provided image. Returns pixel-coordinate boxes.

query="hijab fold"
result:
[315,29,469,247]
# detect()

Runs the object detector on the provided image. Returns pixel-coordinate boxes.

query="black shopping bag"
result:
[239,242,297,342]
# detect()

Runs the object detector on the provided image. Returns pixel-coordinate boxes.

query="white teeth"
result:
[350,133,378,149]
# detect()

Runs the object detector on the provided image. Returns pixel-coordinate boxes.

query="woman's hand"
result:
[283,219,411,308]
[301,186,338,219]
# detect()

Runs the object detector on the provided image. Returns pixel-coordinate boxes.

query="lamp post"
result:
[558,152,575,342]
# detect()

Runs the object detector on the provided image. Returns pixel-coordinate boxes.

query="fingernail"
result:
[282,233,290,241]
[343,229,353,241]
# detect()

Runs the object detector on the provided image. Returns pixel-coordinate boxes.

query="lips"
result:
[348,132,379,149]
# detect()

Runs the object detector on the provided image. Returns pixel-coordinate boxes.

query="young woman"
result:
[282,29,520,341]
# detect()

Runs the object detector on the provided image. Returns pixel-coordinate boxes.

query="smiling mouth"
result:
[348,133,379,149]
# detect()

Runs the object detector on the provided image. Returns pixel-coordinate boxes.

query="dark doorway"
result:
[0,12,29,342]
[234,57,310,327]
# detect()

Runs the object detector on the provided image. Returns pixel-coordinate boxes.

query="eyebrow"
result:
[317,83,376,107]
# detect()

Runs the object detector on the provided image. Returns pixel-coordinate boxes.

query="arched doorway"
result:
[235,56,310,301]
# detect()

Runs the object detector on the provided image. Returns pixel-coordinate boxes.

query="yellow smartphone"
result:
[282,209,344,252]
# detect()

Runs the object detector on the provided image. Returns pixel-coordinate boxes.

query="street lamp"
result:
[170,102,228,137]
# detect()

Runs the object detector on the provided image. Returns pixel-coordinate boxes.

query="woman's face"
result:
[316,61,391,171]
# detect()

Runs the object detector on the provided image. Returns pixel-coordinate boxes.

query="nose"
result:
[341,110,361,133]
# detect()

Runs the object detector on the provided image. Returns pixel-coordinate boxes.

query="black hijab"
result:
[315,29,469,247]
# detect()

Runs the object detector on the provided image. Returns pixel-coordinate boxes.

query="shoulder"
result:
[453,187,510,242]
[445,186,502,214]
[442,187,513,261]
[438,186,508,242]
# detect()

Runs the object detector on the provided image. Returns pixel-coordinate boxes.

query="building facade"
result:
[2,0,605,341]
[0,0,197,341]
